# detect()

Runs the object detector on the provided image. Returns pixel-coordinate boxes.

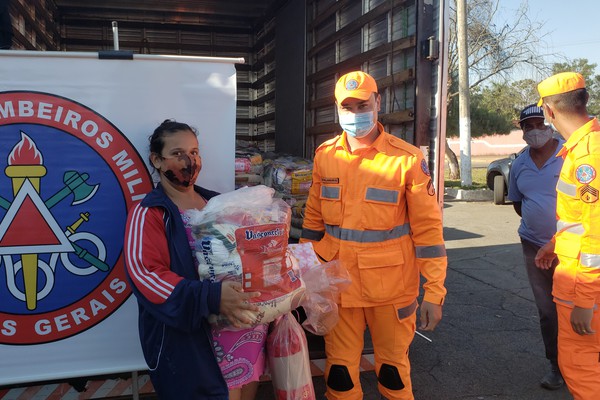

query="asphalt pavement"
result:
[257,198,574,400]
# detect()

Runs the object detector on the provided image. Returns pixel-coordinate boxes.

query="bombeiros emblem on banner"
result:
[0,91,153,344]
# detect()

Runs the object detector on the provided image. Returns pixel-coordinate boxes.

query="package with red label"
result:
[186,185,305,330]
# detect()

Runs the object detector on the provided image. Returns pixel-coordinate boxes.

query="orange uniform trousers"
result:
[324,304,417,400]
[556,303,600,400]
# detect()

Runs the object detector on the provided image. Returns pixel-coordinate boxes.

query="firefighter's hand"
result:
[535,241,556,270]
[571,306,595,336]
[419,301,442,331]
[219,281,260,328]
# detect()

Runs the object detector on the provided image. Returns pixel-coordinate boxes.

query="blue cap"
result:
[519,104,544,124]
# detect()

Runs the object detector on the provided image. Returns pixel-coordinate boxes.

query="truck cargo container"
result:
[0,0,448,398]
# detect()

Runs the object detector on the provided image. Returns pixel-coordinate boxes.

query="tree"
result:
[445,0,551,179]
[552,58,600,116]
[447,91,509,138]
[446,60,600,138]
[448,78,538,136]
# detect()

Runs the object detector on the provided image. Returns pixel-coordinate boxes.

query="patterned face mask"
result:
[159,153,201,187]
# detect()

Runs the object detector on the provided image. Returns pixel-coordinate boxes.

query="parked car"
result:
[486,147,527,205]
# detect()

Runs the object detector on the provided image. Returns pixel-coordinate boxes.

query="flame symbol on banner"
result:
[8,132,44,166]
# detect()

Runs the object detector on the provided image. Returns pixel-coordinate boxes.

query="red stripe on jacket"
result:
[125,203,183,303]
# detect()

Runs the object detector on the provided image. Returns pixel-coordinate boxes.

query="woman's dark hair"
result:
[148,119,198,156]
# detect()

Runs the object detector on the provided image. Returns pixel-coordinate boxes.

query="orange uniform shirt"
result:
[301,124,447,308]
[553,118,600,309]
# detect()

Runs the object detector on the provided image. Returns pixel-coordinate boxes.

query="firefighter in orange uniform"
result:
[535,72,600,400]
[300,71,447,400]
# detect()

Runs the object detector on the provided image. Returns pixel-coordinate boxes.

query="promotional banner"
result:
[0,51,239,385]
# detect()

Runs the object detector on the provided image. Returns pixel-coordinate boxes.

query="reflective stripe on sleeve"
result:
[554,297,574,307]
[415,244,447,258]
[580,252,600,269]
[321,186,340,199]
[365,187,399,203]
[301,228,325,241]
[556,179,577,197]
[325,223,410,243]
[556,220,584,235]
[554,296,599,310]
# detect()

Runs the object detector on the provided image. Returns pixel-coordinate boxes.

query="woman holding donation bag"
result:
[126,119,347,399]
[124,120,262,400]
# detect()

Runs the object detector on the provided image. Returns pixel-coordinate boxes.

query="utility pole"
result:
[457,0,472,186]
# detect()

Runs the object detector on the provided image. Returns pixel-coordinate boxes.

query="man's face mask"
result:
[339,111,375,138]
[159,153,201,187]
[524,127,553,149]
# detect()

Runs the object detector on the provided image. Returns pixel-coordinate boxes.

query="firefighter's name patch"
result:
[576,164,596,184]
[580,184,599,203]
[321,177,339,184]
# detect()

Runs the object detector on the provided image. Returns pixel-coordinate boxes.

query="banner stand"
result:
[0,50,240,387]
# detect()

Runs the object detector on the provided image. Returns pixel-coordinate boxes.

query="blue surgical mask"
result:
[339,111,375,138]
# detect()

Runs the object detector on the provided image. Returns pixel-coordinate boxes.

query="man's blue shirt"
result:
[507,138,565,247]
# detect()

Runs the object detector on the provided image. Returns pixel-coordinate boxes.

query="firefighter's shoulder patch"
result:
[427,179,436,196]
[421,159,431,176]
[576,164,596,184]
[580,184,599,203]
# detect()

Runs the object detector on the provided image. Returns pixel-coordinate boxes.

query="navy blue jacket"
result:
[124,183,227,399]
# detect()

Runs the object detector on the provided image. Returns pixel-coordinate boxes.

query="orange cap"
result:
[537,72,586,106]
[335,71,378,103]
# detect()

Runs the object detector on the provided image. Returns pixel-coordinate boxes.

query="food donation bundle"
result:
[186,185,305,329]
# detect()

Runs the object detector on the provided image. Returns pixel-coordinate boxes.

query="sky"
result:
[496,0,600,81]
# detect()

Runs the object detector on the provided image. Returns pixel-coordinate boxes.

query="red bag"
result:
[266,313,316,400]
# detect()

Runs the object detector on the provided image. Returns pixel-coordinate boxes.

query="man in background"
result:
[535,72,600,399]
[508,104,564,390]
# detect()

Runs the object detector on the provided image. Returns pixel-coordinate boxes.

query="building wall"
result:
[7,0,60,50]
[447,130,526,157]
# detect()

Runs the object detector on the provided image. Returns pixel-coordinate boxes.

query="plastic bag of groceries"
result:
[288,243,352,335]
[187,185,306,330]
[263,156,313,196]
[267,313,316,400]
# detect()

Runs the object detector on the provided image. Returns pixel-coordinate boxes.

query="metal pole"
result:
[112,21,120,51]
[457,0,472,186]
[131,371,139,400]
[435,0,450,207]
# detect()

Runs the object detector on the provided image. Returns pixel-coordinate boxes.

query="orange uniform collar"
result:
[557,117,600,158]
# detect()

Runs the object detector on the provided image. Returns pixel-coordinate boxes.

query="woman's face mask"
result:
[153,131,202,188]
[524,127,553,149]
[339,111,376,138]
[159,153,201,187]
